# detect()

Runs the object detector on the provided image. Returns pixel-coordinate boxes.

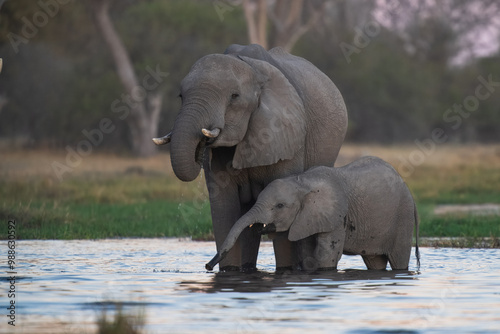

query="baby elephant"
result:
[206,156,420,271]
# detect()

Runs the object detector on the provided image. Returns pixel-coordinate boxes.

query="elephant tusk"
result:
[202,128,220,138]
[0,58,3,73]
[152,132,172,145]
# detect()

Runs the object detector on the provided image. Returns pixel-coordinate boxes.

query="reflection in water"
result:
[6,239,500,334]
[180,269,418,294]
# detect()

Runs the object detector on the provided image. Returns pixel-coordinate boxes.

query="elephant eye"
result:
[276,203,285,209]
[231,93,239,100]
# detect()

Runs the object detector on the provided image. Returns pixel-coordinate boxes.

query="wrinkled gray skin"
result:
[155,44,347,271]
[206,157,420,271]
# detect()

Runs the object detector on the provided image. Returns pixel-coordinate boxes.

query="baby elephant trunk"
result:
[205,251,228,271]
[205,206,264,271]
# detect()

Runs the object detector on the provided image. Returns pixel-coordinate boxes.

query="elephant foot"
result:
[300,256,320,271]
[219,265,241,272]
[362,255,388,270]
[241,262,257,273]
[275,265,294,273]
[316,267,338,272]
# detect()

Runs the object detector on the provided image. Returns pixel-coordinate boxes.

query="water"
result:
[2,239,500,333]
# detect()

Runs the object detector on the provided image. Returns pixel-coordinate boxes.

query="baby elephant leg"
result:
[314,232,344,270]
[296,236,316,271]
[387,247,411,270]
[362,255,388,270]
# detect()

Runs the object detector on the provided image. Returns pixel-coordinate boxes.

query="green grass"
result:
[406,165,500,240]
[407,165,500,205]
[1,148,499,241]
[1,173,213,240]
[2,200,211,240]
[96,302,145,334]
[417,204,500,238]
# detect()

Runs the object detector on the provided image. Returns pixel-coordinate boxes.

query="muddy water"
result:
[3,239,500,333]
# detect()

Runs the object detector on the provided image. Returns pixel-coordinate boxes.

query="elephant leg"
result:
[362,255,388,270]
[239,225,261,272]
[208,185,242,271]
[296,236,316,271]
[388,256,409,270]
[238,184,261,272]
[205,153,243,271]
[273,234,295,271]
[387,244,412,270]
[315,232,343,270]
[387,219,413,270]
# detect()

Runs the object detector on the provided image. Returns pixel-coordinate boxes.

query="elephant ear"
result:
[288,181,348,242]
[232,56,306,169]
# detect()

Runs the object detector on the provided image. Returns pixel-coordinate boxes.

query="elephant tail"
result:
[414,201,421,270]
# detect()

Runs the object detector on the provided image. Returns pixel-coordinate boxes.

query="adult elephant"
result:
[154,44,347,271]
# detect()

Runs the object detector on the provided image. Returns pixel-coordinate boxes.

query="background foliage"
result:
[0,0,499,151]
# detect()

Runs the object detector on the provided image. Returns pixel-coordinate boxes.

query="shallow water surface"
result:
[2,239,500,333]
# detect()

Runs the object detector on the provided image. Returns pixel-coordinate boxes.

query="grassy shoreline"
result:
[2,145,500,245]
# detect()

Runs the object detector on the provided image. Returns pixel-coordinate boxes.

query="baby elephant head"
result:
[206,174,348,270]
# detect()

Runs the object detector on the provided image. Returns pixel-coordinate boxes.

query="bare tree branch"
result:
[89,0,160,156]
[90,0,138,94]
[242,0,326,52]
[243,0,268,49]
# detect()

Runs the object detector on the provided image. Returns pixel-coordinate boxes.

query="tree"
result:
[0,58,5,113]
[89,0,162,157]
[0,94,7,115]
[242,0,326,51]
[374,0,500,65]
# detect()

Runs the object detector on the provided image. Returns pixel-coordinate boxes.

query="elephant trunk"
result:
[205,251,225,271]
[170,109,206,182]
[206,205,264,271]
[170,89,224,182]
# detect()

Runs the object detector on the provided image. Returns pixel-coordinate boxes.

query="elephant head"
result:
[205,173,348,270]
[154,54,307,182]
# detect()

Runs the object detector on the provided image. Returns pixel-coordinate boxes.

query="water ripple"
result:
[5,238,500,333]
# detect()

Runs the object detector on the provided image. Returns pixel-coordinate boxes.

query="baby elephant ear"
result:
[232,56,306,169]
[289,187,348,242]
